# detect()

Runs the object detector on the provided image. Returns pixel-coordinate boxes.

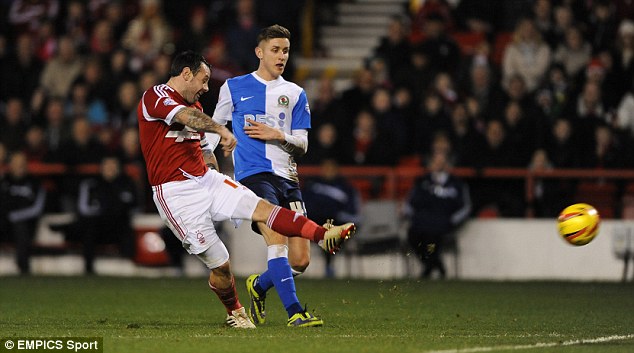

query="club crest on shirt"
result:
[163,98,177,106]
[278,95,289,107]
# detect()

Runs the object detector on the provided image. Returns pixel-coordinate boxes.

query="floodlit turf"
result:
[1,276,633,353]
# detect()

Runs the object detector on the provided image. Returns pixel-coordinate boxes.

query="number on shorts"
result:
[289,201,306,215]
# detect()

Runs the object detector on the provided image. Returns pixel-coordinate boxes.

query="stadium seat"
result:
[134,228,171,266]
[342,200,412,278]
[450,31,486,56]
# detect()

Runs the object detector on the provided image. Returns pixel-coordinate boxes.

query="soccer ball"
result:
[557,203,600,246]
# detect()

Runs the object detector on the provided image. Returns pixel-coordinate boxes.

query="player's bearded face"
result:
[186,64,211,104]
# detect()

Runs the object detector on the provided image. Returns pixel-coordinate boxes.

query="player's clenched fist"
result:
[218,127,237,155]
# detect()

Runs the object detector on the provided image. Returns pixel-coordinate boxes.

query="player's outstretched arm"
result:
[174,107,236,155]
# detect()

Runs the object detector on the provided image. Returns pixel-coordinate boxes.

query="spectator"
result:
[65,80,108,126]
[393,46,435,103]
[122,0,172,74]
[548,5,575,50]
[536,63,572,121]
[23,125,49,162]
[446,102,479,167]
[502,18,552,93]
[544,118,578,168]
[58,117,105,167]
[414,13,461,74]
[405,151,471,279]
[302,123,344,165]
[453,0,497,34]
[38,35,83,100]
[225,0,260,73]
[33,19,57,63]
[554,26,592,78]
[57,156,137,274]
[60,0,88,51]
[176,5,212,55]
[497,74,539,119]
[459,44,501,119]
[616,85,634,138]
[586,0,617,53]
[310,76,348,133]
[0,33,43,104]
[41,97,71,160]
[581,123,625,168]
[89,19,115,56]
[348,109,397,166]
[370,87,408,158]
[410,0,454,43]
[110,80,140,130]
[0,151,46,275]
[531,0,554,44]
[102,49,136,111]
[465,120,525,216]
[302,159,361,278]
[612,20,634,97]
[501,100,541,165]
[340,67,376,124]
[414,92,451,156]
[0,97,29,152]
[373,15,411,81]
[8,0,59,37]
[528,148,571,217]
[566,81,608,149]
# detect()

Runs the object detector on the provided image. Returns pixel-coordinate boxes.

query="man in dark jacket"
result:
[0,151,46,274]
[69,155,137,274]
[405,152,471,279]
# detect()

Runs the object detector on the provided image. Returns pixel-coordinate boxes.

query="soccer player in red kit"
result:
[137,51,355,328]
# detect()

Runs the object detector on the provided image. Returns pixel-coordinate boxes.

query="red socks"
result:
[208,277,242,314]
[266,206,326,242]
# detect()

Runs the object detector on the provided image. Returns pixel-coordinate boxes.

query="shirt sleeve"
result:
[291,89,311,130]
[140,88,187,125]
[212,81,233,125]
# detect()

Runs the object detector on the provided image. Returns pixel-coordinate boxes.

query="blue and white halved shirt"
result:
[212,72,311,182]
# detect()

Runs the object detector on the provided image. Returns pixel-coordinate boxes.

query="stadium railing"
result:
[298,165,634,219]
[5,162,634,219]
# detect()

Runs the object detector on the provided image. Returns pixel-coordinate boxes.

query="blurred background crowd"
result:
[0,0,633,219]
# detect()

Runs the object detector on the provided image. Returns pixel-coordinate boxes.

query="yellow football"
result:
[557,203,600,246]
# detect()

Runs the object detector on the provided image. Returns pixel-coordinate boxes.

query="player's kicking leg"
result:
[251,201,356,254]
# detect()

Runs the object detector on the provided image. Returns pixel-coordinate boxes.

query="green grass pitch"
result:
[1,276,633,353]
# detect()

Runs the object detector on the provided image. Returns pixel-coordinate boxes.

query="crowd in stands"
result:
[0,0,633,219]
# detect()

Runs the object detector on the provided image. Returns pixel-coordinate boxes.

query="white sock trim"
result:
[267,244,288,260]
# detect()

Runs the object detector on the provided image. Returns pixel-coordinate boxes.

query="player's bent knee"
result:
[251,199,274,223]
[290,256,310,273]
[195,244,230,270]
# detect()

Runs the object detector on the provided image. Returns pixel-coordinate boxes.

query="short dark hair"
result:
[168,51,211,77]
[257,24,291,44]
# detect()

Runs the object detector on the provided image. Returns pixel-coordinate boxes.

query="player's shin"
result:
[208,272,242,314]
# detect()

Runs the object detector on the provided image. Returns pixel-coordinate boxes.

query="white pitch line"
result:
[424,334,634,353]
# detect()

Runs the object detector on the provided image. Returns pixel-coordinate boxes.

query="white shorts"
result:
[152,169,261,259]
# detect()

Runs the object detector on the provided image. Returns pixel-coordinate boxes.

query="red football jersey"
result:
[137,84,207,185]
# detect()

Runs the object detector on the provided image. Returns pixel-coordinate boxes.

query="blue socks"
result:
[255,255,303,317]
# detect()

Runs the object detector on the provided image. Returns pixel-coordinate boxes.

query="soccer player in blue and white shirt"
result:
[212,25,325,327]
